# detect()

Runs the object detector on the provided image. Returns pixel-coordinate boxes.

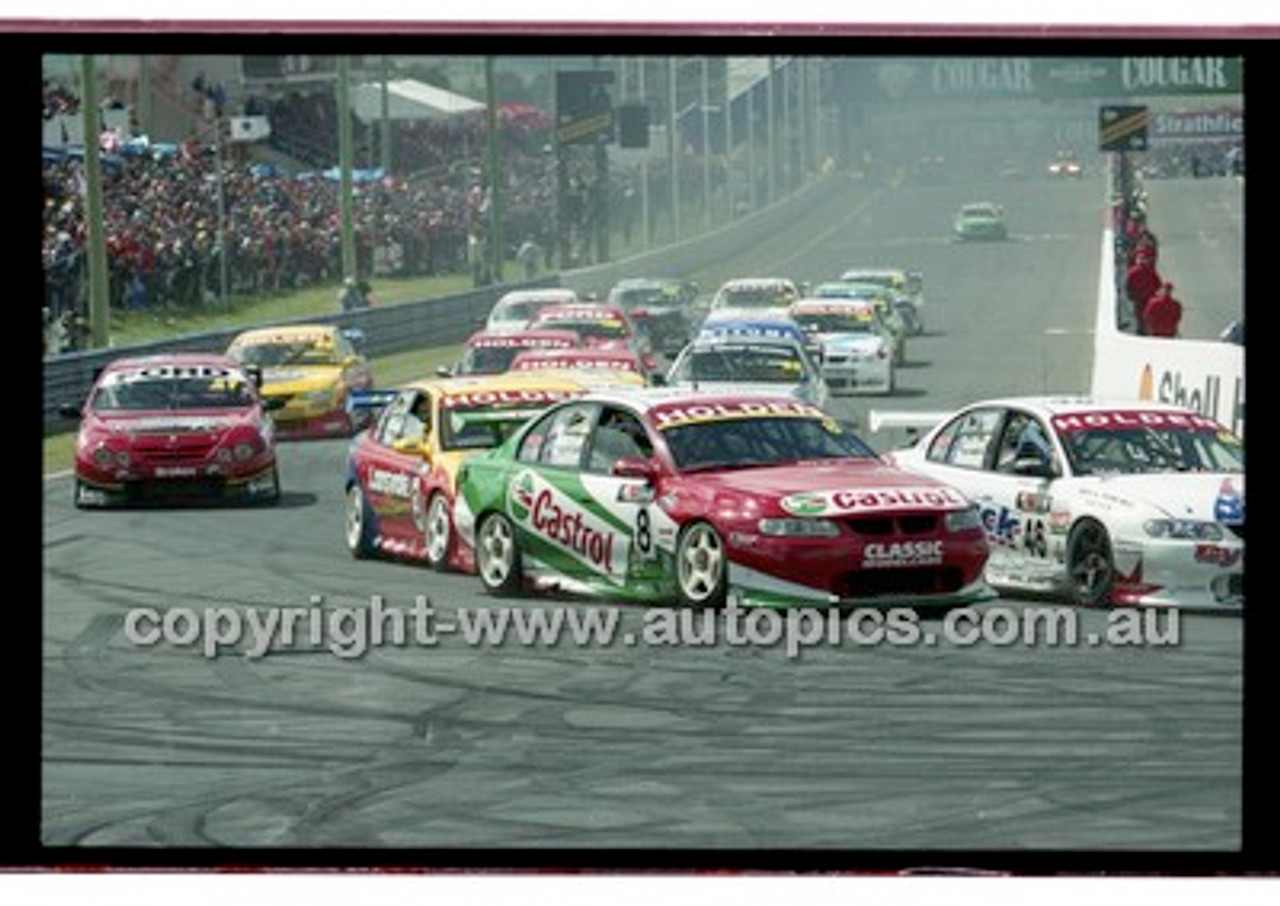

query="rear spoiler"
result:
[867,409,951,447]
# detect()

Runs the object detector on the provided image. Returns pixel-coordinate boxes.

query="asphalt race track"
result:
[41,171,1244,856]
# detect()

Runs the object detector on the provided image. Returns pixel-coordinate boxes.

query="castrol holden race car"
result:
[60,352,283,507]
[344,372,589,572]
[453,389,995,609]
[872,396,1244,610]
[225,324,373,439]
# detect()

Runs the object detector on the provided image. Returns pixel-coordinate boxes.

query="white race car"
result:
[871,396,1244,610]
[665,332,830,411]
[789,298,894,396]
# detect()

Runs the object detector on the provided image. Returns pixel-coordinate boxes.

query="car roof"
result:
[229,323,337,344]
[101,351,244,373]
[951,395,1224,420]
[685,331,808,352]
[839,267,905,278]
[791,297,876,312]
[495,287,578,303]
[463,327,581,346]
[513,347,640,363]
[532,302,627,317]
[611,277,676,290]
[561,385,824,417]
[400,371,590,397]
[716,277,796,288]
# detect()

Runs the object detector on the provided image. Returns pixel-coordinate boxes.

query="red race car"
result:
[61,352,283,508]
[447,327,582,377]
[527,303,659,378]
[454,389,996,610]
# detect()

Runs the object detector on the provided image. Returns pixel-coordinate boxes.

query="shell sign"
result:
[1139,364,1154,400]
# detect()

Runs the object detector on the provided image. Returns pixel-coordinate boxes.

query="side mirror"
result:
[1012,457,1054,478]
[58,402,82,420]
[612,455,657,482]
[262,396,287,411]
[1012,442,1054,477]
[648,373,667,388]
[392,436,426,457]
[436,364,454,378]
[341,327,365,350]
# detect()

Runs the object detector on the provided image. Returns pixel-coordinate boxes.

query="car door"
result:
[916,406,1020,572]
[506,401,639,590]
[360,388,434,546]
[974,409,1061,581]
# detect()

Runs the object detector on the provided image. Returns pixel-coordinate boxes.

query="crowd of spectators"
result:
[1136,139,1243,179]
[43,78,80,119]
[42,80,724,354]
[42,88,567,347]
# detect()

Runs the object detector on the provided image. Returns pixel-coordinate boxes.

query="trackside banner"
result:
[841,57,1243,103]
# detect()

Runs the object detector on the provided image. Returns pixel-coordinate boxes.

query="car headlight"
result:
[233,441,257,461]
[91,446,131,467]
[758,517,840,538]
[945,505,982,532]
[1143,519,1224,541]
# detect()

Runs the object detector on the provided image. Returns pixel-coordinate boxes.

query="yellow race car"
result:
[343,371,591,572]
[226,324,374,439]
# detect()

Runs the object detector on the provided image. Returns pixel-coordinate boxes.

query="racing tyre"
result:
[256,464,281,506]
[675,521,728,609]
[345,483,376,559]
[424,492,452,571]
[476,512,524,596]
[1066,518,1115,607]
[72,478,105,509]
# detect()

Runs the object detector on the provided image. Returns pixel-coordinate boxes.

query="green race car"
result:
[953,202,1008,241]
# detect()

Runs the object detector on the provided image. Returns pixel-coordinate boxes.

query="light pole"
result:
[638,57,650,250]
[213,115,229,310]
[767,55,777,205]
[701,57,711,230]
[667,56,679,242]
[724,57,734,221]
[486,55,504,283]
[337,56,357,285]
[80,54,110,349]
